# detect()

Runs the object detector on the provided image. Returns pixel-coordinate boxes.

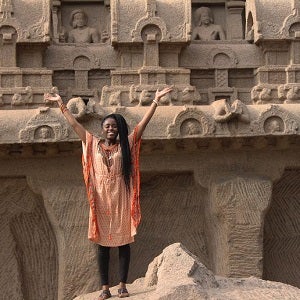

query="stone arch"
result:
[263,169,300,288]
[131,17,170,42]
[250,105,299,135]
[167,107,215,138]
[73,55,91,70]
[70,49,99,69]
[19,108,69,142]
[289,21,300,37]
[280,9,300,38]
[141,23,162,42]
[209,48,238,68]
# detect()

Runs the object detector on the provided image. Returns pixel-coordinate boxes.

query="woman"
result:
[44,86,172,299]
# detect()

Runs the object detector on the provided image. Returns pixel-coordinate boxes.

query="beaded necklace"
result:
[97,141,119,169]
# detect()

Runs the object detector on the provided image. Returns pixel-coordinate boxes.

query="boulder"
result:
[74,243,300,300]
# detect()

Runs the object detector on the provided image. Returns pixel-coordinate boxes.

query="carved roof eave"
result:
[1,105,300,153]
[1,134,300,159]
[246,0,298,43]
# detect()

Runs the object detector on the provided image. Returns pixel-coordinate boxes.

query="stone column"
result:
[143,31,159,67]
[27,176,98,300]
[52,1,61,43]
[226,1,245,40]
[0,25,17,67]
[206,176,272,277]
[290,34,300,65]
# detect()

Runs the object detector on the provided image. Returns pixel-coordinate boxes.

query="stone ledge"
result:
[1,104,300,145]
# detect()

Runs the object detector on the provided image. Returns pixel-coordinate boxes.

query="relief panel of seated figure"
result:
[192,6,225,41]
[67,9,108,43]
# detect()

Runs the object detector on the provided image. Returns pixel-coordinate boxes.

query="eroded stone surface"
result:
[74,243,300,300]
[1,1,300,299]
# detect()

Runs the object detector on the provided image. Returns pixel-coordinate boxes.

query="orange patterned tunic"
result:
[82,128,141,247]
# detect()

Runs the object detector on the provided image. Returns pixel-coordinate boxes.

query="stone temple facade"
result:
[1,0,300,299]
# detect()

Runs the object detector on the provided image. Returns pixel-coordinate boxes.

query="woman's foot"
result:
[97,289,112,300]
[118,287,129,298]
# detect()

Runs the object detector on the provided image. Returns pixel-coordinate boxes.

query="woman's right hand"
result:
[44,93,62,103]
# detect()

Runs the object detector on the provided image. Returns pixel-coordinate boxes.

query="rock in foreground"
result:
[75,243,300,300]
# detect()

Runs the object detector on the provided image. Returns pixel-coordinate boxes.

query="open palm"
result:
[155,87,173,101]
[44,93,61,102]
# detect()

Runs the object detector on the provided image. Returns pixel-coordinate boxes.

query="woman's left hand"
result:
[155,86,173,102]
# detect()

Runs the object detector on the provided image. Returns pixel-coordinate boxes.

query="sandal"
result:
[118,287,129,298]
[97,289,112,300]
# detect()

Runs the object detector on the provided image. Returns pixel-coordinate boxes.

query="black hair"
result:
[101,114,132,189]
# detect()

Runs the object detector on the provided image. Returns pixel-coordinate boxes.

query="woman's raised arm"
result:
[44,93,87,143]
[134,86,173,140]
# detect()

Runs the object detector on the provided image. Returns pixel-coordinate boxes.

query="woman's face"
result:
[102,118,118,141]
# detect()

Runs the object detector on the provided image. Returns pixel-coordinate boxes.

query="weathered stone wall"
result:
[1,0,300,299]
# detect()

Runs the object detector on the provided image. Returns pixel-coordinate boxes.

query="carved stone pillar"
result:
[215,69,228,88]
[75,70,88,90]
[0,25,17,67]
[206,176,272,277]
[142,25,160,67]
[27,177,98,300]
[290,35,300,65]
[52,1,61,43]
[226,1,245,40]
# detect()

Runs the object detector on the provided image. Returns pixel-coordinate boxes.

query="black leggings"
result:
[97,244,131,286]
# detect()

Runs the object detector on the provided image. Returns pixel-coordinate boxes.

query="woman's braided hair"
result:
[101,114,132,189]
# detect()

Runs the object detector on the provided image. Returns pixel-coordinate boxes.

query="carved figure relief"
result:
[139,90,152,106]
[109,91,122,106]
[25,86,33,103]
[192,7,225,41]
[251,105,299,135]
[168,107,215,138]
[66,97,87,119]
[251,85,263,104]
[277,85,288,102]
[180,119,202,136]
[0,0,13,19]
[211,99,250,124]
[181,87,200,105]
[264,117,284,134]
[67,9,108,43]
[129,85,138,104]
[34,125,54,140]
[19,107,69,142]
[255,87,273,104]
[285,86,300,103]
[11,93,23,106]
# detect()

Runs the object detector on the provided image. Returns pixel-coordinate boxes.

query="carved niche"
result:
[19,107,69,142]
[53,0,110,44]
[168,107,215,138]
[280,5,300,38]
[251,105,299,135]
[207,48,239,103]
[192,6,226,41]
[111,0,191,44]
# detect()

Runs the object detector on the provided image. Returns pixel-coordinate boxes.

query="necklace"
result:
[97,141,118,169]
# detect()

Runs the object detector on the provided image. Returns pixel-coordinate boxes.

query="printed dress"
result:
[82,128,141,247]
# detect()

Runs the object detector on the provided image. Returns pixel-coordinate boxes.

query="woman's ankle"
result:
[102,284,110,291]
